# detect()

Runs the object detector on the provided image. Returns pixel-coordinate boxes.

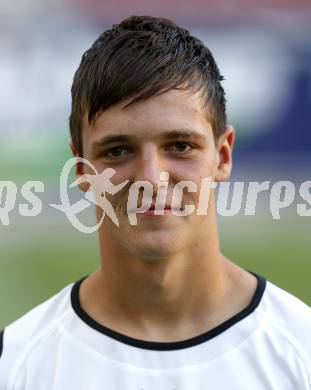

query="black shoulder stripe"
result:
[0,329,4,359]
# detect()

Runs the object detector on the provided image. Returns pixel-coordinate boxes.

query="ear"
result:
[68,139,90,192]
[214,125,235,182]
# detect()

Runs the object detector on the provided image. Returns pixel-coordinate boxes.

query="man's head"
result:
[69,15,227,158]
[69,16,234,260]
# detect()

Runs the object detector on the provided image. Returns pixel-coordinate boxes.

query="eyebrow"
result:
[91,130,207,153]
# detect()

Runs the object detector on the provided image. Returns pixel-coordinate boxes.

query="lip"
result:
[142,208,172,216]
[137,211,169,218]
[127,204,184,216]
[136,205,184,217]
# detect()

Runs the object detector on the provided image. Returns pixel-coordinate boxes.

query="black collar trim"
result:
[0,330,4,358]
[71,271,266,351]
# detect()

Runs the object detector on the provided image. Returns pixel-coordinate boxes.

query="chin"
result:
[128,235,181,260]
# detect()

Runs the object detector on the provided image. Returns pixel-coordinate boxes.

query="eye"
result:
[103,146,133,158]
[168,142,192,153]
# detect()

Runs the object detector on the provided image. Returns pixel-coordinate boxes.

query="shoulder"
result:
[257,278,311,360]
[0,280,75,387]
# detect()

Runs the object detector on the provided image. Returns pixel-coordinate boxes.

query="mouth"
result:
[139,204,184,216]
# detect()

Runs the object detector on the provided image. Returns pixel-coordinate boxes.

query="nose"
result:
[133,144,165,188]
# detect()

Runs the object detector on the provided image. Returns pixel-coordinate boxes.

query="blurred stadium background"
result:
[0,0,310,329]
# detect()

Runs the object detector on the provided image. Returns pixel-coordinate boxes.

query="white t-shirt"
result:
[0,272,310,390]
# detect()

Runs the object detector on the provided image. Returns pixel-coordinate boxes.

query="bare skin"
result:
[70,89,257,342]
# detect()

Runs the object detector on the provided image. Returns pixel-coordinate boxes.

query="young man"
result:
[0,15,310,390]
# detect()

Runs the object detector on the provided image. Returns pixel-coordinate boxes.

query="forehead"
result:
[82,89,212,147]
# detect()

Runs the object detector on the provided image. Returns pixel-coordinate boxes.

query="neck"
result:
[98,234,223,316]
[78,204,257,342]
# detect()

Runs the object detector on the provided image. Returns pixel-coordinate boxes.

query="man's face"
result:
[74,89,234,260]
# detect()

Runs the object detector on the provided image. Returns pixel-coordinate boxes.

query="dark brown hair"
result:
[69,15,227,156]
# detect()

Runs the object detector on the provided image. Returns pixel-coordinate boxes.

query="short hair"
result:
[69,15,227,157]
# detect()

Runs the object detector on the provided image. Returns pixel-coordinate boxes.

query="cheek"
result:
[200,150,219,179]
[88,160,131,186]
[170,156,217,183]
